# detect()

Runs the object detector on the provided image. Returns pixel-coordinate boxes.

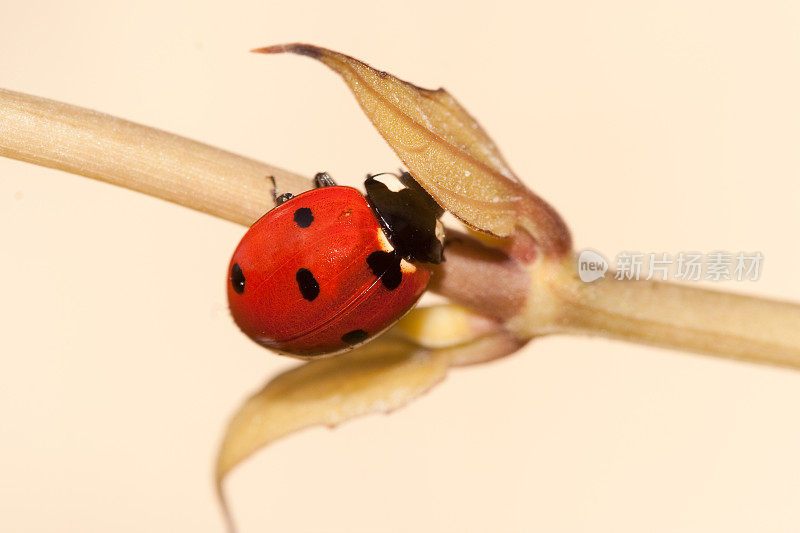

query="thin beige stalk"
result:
[566,277,800,368]
[512,258,800,368]
[0,88,308,226]
[2,87,800,368]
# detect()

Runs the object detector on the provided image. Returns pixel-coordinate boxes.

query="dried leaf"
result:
[254,44,571,255]
[215,338,448,484]
[215,306,523,527]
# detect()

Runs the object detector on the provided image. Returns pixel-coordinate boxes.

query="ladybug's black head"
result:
[364,172,445,265]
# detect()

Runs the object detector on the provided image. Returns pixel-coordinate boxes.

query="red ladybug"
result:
[227,172,444,357]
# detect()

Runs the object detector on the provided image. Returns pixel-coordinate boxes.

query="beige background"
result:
[2,1,799,531]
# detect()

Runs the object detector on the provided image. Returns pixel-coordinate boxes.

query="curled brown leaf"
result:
[216,305,522,527]
[253,44,571,256]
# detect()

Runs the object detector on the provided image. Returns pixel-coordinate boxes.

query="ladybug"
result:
[227,171,445,357]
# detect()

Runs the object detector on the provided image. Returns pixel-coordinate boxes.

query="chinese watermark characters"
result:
[577,250,763,283]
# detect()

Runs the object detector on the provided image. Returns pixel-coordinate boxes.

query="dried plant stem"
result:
[515,258,800,369]
[0,88,308,226]
[564,276,800,368]
[3,88,799,369]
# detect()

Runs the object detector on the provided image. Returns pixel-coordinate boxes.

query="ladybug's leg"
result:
[269,175,294,206]
[313,172,337,188]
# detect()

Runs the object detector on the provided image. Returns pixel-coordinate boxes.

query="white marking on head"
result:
[434,219,445,247]
[376,228,395,253]
[370,173,407,193]
[400,258,417,274]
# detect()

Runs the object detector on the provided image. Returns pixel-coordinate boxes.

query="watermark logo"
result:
[577,249,609,282]
[577,250,763,282]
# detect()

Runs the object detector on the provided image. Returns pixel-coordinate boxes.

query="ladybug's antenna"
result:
[269,176,278,202]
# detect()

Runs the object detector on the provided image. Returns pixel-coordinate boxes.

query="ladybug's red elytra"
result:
[227,172,445,357]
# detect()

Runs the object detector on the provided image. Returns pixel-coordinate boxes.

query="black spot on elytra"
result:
[296,268,320,301]
[367,250,403,290]
[230,263,245,294]
[293,207,314,228]
[341,329,369,344]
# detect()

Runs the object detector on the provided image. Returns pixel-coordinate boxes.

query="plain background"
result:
[2,1,799,531]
